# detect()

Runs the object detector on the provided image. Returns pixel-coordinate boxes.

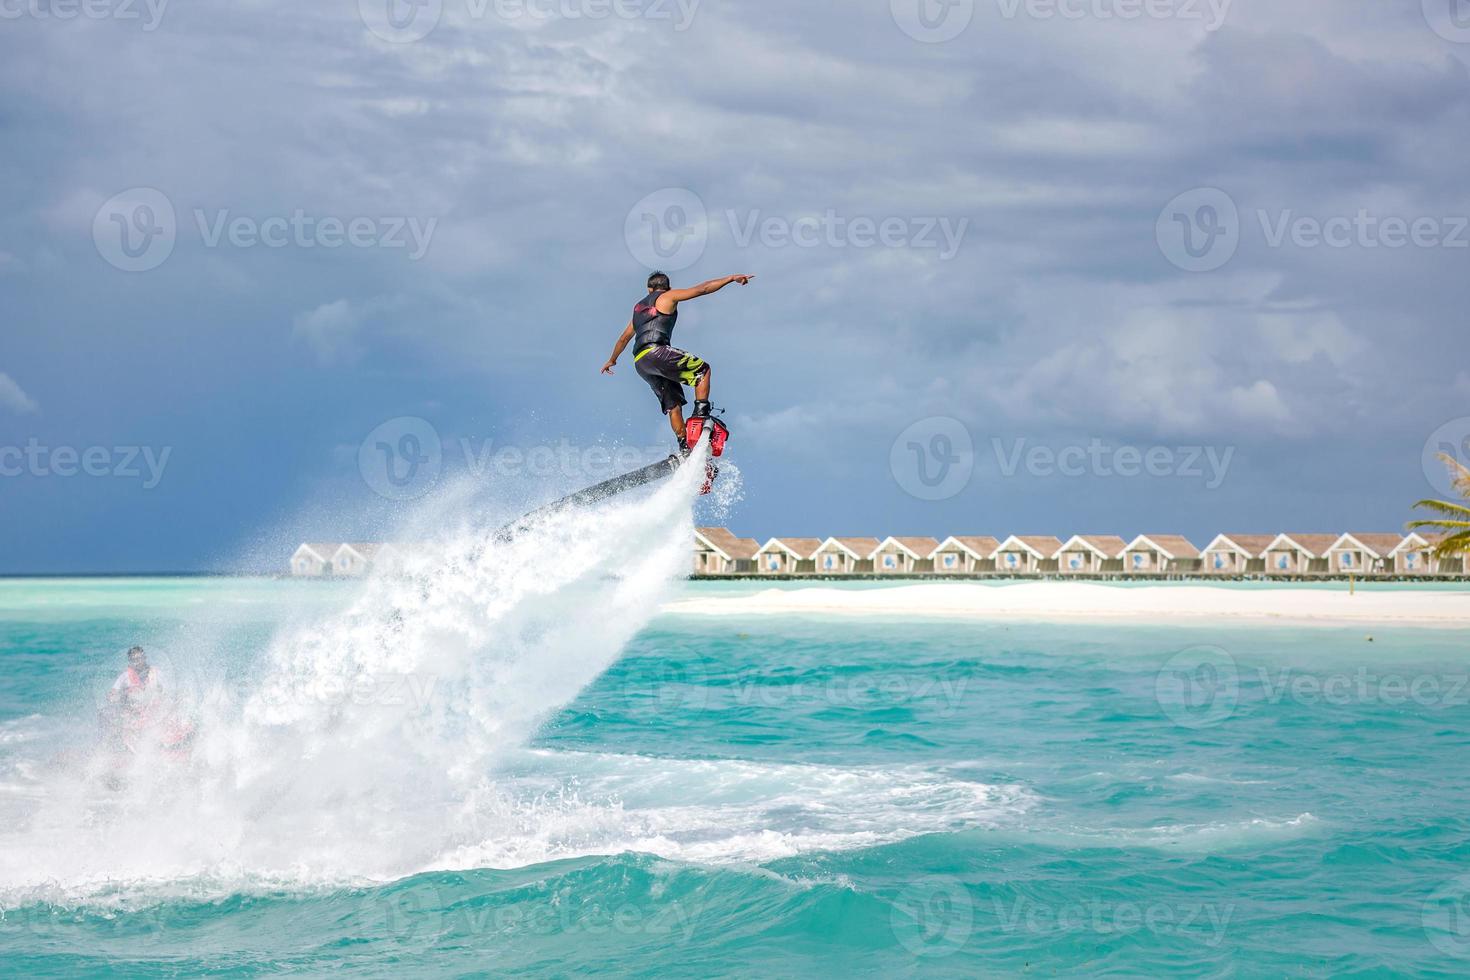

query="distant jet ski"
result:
[97,702,197,766]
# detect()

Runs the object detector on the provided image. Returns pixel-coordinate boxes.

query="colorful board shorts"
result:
[634,345,710,414]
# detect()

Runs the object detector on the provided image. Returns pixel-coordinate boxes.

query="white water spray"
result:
[0,449,710,904]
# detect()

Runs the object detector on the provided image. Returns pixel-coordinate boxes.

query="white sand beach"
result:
[664,583,1470,628]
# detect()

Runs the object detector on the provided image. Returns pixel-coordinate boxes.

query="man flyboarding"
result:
[601,271,753,458]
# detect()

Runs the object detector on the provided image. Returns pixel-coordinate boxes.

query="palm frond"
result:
[1407,519,1470,532]
[1440,452,1470,497]
[1431,531,1470,561]
[1411,499,1470,520]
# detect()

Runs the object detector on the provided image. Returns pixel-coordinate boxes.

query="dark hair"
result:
[647,272,671,292]
[128,646,145,657]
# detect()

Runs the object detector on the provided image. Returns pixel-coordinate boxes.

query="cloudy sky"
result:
[3,0,1469,572]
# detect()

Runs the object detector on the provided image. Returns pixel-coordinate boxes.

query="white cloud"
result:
[0,373,39,415]
[292,300,365,364]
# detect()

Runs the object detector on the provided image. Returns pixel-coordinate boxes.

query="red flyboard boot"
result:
[685,402,729,494]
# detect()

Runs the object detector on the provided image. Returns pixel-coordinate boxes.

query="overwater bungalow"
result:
[928,537,1000,575]
[1264,534,1339,576]
[871,537,940,574]
[1422,534,1470,575]
[694,528,761,576]
[290,542,340,577]
[755,538,823,575]
[813,538,881,575]
[991,536,1063,575]
[1121,535,1201,575]
[1390,533,1434,575]
[1326,534,1403,576]
[331,543,382,577]
[1054,535,1126,574]
[1200,534,1273,575]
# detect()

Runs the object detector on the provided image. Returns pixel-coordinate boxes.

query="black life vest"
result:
[633,291,678,352]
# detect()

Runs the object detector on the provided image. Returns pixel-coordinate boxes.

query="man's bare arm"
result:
[601,322,635,374]
[656,274,754,313]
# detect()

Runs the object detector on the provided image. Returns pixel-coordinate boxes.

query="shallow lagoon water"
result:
[2,577,1470,977]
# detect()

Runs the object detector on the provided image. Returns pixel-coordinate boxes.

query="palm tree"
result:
[1408,453,1470,560]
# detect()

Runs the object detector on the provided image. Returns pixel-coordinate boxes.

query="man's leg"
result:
[695,369,711,404]
[669,406,686,443]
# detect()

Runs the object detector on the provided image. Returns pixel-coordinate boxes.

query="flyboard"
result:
[496,414,729,538]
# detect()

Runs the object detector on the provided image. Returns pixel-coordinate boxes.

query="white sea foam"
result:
[998,812,1322,853]
[0,447,1032,910]
[0,452,710,906]
[424,750,1037,870]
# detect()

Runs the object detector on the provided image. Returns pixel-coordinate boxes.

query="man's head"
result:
[127,646,147,669]
[647,272,671,293]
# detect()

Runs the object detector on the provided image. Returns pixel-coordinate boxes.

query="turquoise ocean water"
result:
[2,575,1470,977]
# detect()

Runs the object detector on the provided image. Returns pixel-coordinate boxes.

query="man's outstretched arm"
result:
[657,274,754,312]
[601,321,635,374]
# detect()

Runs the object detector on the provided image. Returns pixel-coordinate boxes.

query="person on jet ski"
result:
[108,645,164,718]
